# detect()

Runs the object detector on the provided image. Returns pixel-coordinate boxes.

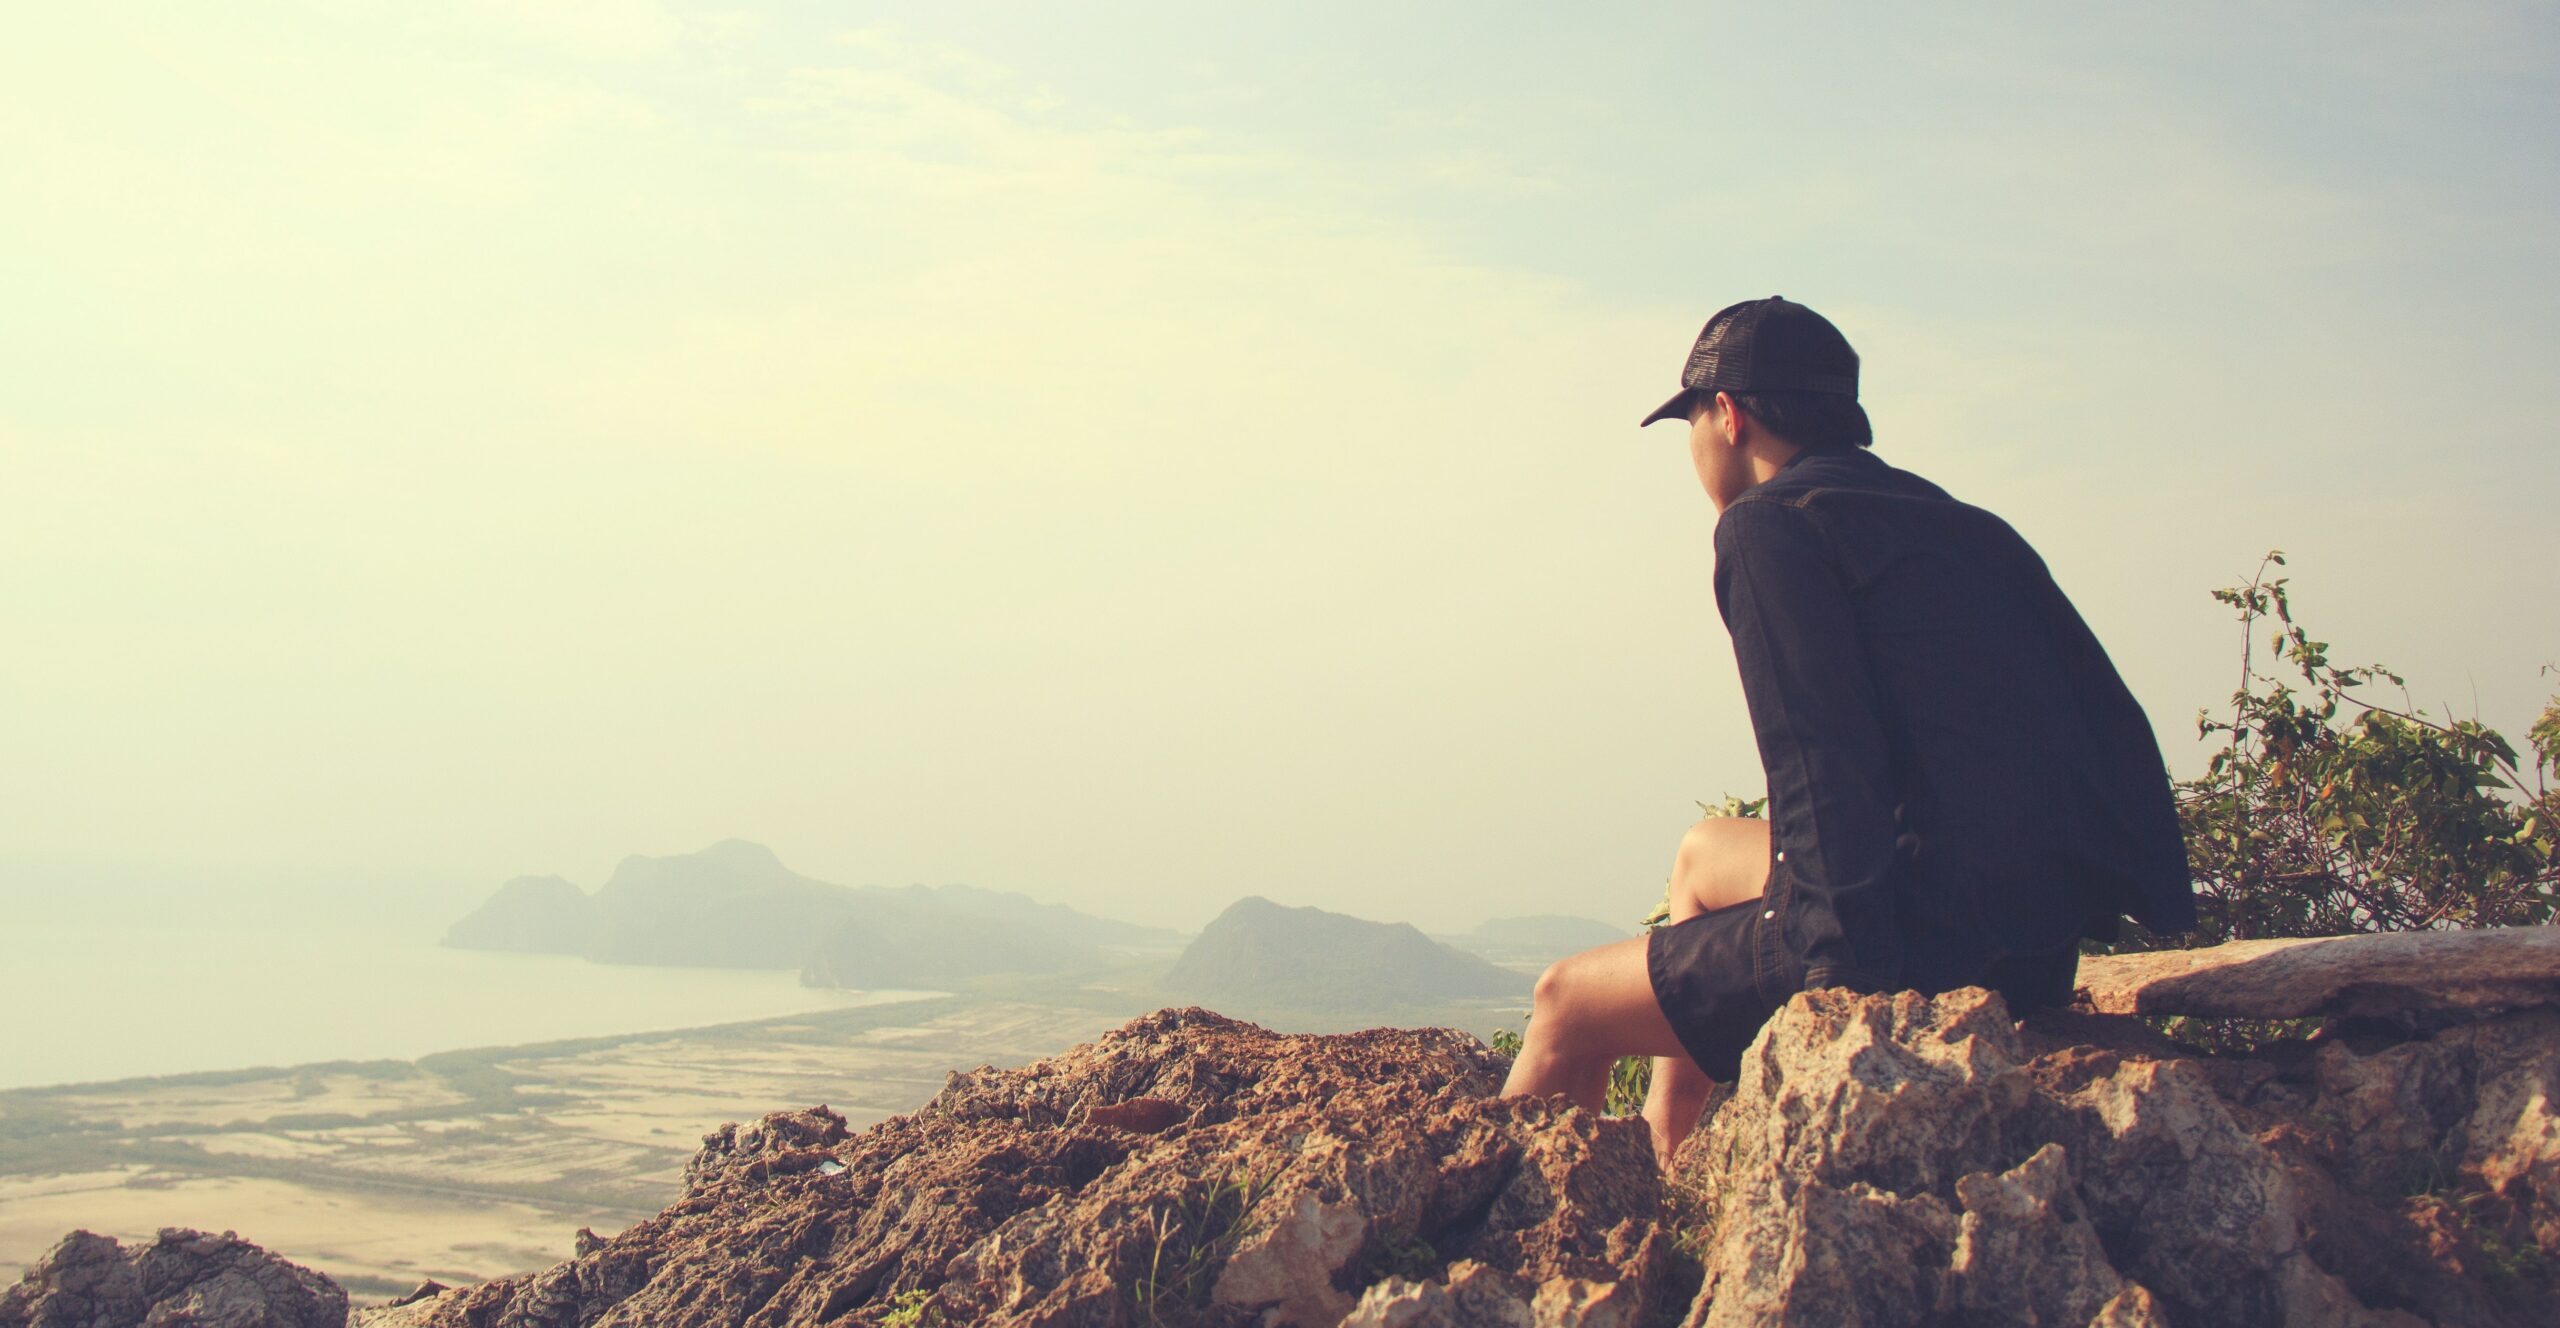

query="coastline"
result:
[0,923,940,1093]
[0,968,1165,1298]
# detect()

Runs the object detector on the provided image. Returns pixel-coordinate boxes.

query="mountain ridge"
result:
[440,840,1180,983]
[1160,895,1531,1017]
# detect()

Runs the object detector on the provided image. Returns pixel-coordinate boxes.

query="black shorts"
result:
[1645,866,2079,1082]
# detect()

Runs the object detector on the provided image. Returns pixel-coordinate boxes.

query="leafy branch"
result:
[2111,551,2560,950]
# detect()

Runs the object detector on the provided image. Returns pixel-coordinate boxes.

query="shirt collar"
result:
[1779,447,1880,473]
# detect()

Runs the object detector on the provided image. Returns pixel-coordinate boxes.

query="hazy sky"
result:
[6,1,2556,937]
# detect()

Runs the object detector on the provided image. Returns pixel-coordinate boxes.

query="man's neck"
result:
[1745,437,1804,488]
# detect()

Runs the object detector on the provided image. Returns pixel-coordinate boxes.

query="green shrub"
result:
[2106,551,2558,950]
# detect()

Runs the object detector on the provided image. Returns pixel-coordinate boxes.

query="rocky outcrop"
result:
[29,927,2560,1327]
[0,1228,346,1328]
[2075,924,2560,1021]
[1663,974,2560,1326]
[363,986,2553,1327]
[399,1008,1670,1328]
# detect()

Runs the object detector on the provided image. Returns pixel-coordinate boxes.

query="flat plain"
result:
[0,973,1167,1301]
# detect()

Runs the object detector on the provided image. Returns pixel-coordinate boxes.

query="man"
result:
[1498,296,2197,1164]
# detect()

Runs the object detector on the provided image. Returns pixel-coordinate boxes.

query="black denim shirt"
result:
[1714,448,2197,994]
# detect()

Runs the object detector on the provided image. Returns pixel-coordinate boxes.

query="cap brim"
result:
[1639,388,1693,427]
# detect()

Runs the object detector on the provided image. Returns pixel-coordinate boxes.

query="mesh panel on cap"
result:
[1681,299,1768,392]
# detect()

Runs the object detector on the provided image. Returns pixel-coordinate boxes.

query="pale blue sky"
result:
[4,2,2555,936]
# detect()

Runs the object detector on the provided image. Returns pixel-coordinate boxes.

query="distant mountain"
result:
[582,839,855,968]
[439,875,594,954]
[800,899,1105,989]
[1160,897,1530,1016]
[872,882,1184,951]
[1437,914,1631,968]
[441,841,1166,982]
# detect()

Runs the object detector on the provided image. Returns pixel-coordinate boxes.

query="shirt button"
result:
[1763,909,1776,920]
[1775,850,1786,862]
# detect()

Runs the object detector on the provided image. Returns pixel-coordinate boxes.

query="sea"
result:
[0,912,936,1092]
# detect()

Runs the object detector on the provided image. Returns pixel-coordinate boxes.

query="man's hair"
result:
[1728,391,1873,452]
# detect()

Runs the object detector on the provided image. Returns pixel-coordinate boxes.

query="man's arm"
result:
[2015,539,2199,935]
[1713,498,1905,991]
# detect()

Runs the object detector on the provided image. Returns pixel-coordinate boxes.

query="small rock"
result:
[388,1279,448,1307]
[1085,1097,1185,1133]
[0,1227,345,1328]
[1339,1261,1535,1327]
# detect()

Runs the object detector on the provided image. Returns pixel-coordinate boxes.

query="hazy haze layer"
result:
[5,2,2555,944]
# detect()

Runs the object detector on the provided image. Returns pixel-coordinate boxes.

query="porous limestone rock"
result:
[351,1290,459,1328]
[26,962,2560,1328]
[1669,986,2470,1328]
[0,1227,347,1328]
[2075,924,2560,1021]
[1338,1258,1642,1328]
[399,1008,1675,1328]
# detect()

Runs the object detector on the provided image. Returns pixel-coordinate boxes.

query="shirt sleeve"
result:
[1712,498,1905,991]
[2016,540,2199,936]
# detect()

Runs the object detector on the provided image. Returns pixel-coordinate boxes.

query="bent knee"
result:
[1673,817,1720,870]
[1673,816,1771,911]
[1531,956,1606,1036]
[1532,957,1573,1011]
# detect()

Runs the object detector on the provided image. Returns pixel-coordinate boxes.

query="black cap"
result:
[1639,296,1861,426]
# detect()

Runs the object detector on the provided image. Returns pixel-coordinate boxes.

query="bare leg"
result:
[1641,1058,1717,1165]
[1639,817,1772,1162]
[1501,817,1775,1165]
[1500,933,1692,1114]
[1669,815,1773,916]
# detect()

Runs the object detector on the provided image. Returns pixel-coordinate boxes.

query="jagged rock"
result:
[1667,985,2549,1327]
[351,1290,460,1328]
[1341,1260,1537,1326]
[404,1008,1673,1328]
[2304,1008,2560,1255]
[358,988,2553,1328]
[1084,1096,1185,1134]
[1336,1259,1644,1327]
[0,1228,346,1328]
[348,1280,458,1328]
[2075,924,2560,1021]
[43,948,2560,1328]
[1940,1143,2126,1323]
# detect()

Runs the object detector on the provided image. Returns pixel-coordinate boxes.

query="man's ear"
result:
[1711,391,1744,447]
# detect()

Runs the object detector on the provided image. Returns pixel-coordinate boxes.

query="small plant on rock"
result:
[879,1287,943,1328]
[1129,1165,1279,1326]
